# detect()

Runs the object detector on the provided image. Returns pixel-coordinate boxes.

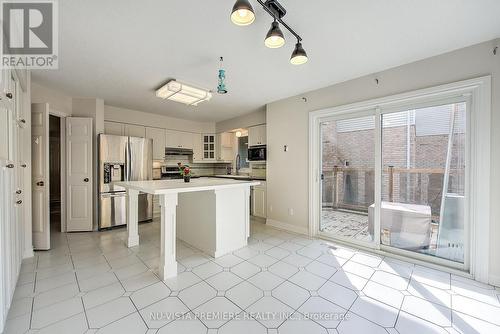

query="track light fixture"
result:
[230,0,255,26]
[264,20,285,48]
[230,0,308,65]
[290,41,308,65]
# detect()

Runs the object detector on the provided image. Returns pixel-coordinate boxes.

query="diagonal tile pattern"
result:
[3,219,500,333]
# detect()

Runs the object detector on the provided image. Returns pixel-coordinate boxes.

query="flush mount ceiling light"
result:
[230,0,255,26]
[156,80,212,106]
[230,0,308,65]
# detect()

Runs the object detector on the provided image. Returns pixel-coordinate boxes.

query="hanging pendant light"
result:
[217,57,228,94]
[290,41,308,65]
[230,0,255,26]
[264,20,285,48]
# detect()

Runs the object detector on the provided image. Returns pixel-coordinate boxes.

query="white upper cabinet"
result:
[104,121,125,136]
[202,134,216,160]
[217,132,234,161]
[146,127,166,160]
[166,129,194,149]
[248,125,266,146]
[192,133,203,161]
[124,124,146,138]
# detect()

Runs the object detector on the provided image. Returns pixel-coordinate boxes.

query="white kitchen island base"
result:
[118,178,258,280]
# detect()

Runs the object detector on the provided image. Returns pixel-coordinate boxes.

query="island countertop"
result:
[116,177,260,195]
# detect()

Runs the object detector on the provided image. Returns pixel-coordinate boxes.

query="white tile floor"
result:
[3,220,500,334]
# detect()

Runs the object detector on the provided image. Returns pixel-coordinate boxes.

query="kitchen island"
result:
[116,178,260,280]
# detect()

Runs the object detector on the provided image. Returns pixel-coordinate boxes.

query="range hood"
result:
[165,147,193,156]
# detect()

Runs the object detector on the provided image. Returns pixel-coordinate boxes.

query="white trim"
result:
[309,76,491,283]
[266,219,309,235]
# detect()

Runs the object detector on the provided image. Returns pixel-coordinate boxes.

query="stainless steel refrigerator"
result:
[98,134,153,229]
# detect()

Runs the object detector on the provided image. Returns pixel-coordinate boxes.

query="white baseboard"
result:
[266,219,309,236]
[489,274,500,288]
[23,247,34,259]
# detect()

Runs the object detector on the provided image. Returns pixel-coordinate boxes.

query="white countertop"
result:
[214,175,266,181]
[116,177,260,195]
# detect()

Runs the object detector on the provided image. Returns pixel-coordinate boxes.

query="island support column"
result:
[159,193,178,280]
[126,189,140,247]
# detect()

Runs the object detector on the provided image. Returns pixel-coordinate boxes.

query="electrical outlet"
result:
[288,208,294,216]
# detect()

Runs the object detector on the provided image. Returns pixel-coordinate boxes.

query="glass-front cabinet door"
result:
[202,134,215,160]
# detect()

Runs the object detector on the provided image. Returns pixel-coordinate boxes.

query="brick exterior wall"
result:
[321,122,465,219]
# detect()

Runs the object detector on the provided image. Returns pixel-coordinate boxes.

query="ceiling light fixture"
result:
[230,0,308,65]
[290,41,308,65]
[264,20,285,48]
[156,80,212,106]
[230,0,255,26]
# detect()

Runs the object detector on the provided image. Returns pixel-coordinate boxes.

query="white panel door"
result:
[31,103,50,250]
[66,117,93,232]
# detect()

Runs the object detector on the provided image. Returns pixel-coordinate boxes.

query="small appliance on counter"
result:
[98,134,153,229]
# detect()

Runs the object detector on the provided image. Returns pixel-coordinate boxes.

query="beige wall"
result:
[105,105,215,134]
[266,39,500,284]
[215,107,266,133]
[31,82,73,115]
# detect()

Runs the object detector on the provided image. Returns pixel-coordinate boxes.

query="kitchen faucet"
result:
[235,154,241,175]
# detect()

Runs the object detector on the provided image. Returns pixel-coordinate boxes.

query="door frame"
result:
[48,109,68,232]
[309,76,491,283]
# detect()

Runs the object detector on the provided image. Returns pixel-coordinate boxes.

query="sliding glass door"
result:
[320,114,376,246]
[319,99,469,266]
[380,102,467,264]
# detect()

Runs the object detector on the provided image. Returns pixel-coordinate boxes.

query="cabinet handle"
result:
[6,163,14,168]
[16,200,22,205]
[21,164,27,168]
[6,92,13,99]
[16,189,22,194]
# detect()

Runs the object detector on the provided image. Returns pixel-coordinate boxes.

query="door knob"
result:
[16,189,22,194]
[16,200,22,205]
[36,181,44,186]
[21,164,27,168]
[6,163,14,168]
[84,178,89,182]
[6,92,12,99]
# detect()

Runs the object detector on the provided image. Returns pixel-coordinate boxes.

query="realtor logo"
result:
[1,0,58,68]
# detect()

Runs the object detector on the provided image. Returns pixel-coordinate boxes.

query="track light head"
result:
[290,41,308,65]
[230,0,255,26]
[265,21,285,49]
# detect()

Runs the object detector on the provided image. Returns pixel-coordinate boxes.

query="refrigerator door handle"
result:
[125,139,130,181]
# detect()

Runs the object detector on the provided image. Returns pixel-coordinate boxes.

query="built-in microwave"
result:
[248,145,266,161]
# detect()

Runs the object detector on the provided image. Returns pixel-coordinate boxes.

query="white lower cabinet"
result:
[251,181,266,218]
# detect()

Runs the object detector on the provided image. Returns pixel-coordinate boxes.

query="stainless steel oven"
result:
[248,145,266,161]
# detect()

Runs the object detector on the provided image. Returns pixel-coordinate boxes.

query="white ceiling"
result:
[32,0,500,122]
